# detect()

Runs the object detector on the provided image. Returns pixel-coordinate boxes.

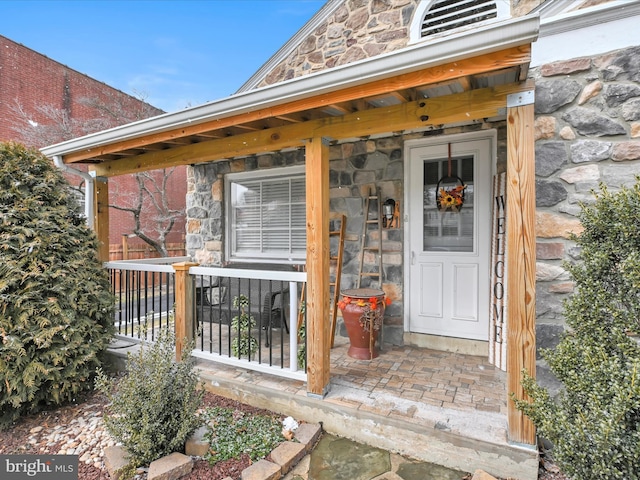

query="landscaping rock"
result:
[293,423,322,452]
[148,452,193,480]
[472,469,499,480]
[103,445,132,480]
[309,435,390,479]
[241,459,281,480]
[270,441,306,474]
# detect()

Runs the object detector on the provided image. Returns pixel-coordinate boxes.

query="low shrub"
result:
[514,181,640,479]
[95,329,204,466]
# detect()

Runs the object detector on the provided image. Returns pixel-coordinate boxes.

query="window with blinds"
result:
[227,167,306,262]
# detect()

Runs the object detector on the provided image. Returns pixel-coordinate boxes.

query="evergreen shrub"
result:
[95,329,204,466]
[0,142,115,427]
[515,181,640,479]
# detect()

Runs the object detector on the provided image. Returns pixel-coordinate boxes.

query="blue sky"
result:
[2,1,326,112]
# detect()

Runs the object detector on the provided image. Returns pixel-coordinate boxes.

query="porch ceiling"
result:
[41,15,539,177]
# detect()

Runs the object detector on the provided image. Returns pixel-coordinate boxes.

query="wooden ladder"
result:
[357,185,384,289]
[297,213,346,348]
[356,186,385,347]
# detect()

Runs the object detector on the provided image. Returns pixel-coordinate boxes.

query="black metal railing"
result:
[104,258,307,380]
[106,258,187,340]
[190,264,307,379]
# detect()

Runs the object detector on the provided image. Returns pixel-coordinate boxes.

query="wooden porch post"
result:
[172,261,199,361]
[305,136,331,397]
[94,176,110,263]
[505,92,537,446]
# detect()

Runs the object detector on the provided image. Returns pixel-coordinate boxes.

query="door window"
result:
[423,156,474,252]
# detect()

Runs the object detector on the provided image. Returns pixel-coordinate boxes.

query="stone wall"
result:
[328,135,405,344]
[186,121,506,346]
[257,0,563,89]
[186,150,306,266]
[532,45,640,390]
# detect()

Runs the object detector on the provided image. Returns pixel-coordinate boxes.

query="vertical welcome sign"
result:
[489,173,507,371]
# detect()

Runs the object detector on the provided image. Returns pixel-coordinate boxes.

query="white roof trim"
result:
[531,0,640,68]
[41,14,538,159]
[533,0,585,18]
[539,0,640,37]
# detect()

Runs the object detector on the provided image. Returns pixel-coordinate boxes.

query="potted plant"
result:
[338,288,391,360]
[231,294,258,358]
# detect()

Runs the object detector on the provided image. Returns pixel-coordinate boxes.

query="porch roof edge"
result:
[41,14,539,160]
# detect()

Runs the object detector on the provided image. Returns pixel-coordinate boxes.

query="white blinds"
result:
[231,173,306,261]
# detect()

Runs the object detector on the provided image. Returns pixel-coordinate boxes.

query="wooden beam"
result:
[63,45,530,164]
[94,176,110,262]
[305,136,330,397]
[506,99,537,446]
[93,81,533,177]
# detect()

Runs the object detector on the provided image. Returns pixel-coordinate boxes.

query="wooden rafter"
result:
[62,45,530,165]
[92,81,533,177]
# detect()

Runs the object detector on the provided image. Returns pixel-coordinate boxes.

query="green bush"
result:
[515,181,640,479]
[297,301,306,370]
[95,329,204,466]
[0,142,115,428]
[231,295,258,358]
[203,406,283,464]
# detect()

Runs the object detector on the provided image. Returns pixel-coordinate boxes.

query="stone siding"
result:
[532,46,640,384]
[259,0,416,88]
[186,122,505,346]
[186,150,306,266]
[257,0,565,89]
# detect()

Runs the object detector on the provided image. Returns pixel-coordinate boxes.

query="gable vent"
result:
[420,0,498,38]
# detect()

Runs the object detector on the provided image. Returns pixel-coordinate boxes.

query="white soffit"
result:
[41,14,539,160]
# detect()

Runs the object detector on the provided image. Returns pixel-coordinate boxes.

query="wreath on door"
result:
[436,143,466,213]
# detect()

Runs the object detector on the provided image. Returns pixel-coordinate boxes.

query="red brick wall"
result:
[0,34,186,250]
[110,169,187,247]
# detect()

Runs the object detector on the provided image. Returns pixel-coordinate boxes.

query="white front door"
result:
[406,134,493,341]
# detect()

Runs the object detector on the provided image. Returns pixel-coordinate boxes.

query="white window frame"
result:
[225,166,306,264]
